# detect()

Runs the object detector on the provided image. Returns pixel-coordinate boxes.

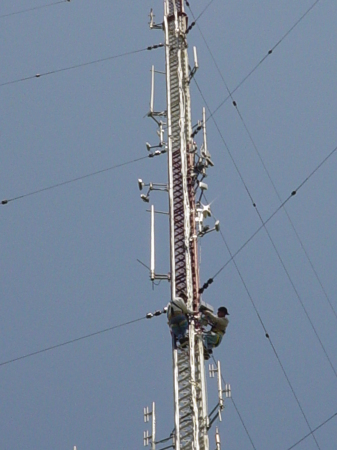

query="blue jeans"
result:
[204,332,223,350]
[170,314,188,339]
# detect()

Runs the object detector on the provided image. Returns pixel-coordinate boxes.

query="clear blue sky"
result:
[1,1,336,449]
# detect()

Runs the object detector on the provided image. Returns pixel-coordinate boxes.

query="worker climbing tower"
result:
[140,1,228,449]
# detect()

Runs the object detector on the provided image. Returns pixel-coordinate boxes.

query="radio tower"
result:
[141,2,229,449]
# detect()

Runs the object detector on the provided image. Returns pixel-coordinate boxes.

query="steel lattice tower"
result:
[142,2,228,449]
[164,2,208,449]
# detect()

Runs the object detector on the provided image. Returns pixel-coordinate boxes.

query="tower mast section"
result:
[163,1,208,449]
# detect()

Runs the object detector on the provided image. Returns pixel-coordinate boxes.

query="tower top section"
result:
[167,0,185,16]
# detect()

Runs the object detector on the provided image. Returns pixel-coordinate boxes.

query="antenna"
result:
[189,46,199,81]
[215,427,221,450]
[194,46,199,71]
[147,65,166,122]
[209,361,231,426]
[202,107,208,158]
[141,197,169,281]
[143,402,156,450]
[149,8,162,30]
[150,65,155,115]
[150,205,155,281]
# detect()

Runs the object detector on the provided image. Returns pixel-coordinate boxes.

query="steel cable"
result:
[0,316,146,368]
[207,208,321,448]
[1,155,149,205]
[209,144,337,281]
[0,45,163,88]
[188,0,321,123]
[0,0,67,19]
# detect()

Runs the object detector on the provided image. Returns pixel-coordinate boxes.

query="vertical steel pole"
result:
[215,427,221,450]
[217,362,224,412]
[151,205,155,281]
[152,402,156,450]
[150,66,155,114]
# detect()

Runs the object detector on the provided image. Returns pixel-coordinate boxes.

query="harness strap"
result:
[211,327,225,335]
